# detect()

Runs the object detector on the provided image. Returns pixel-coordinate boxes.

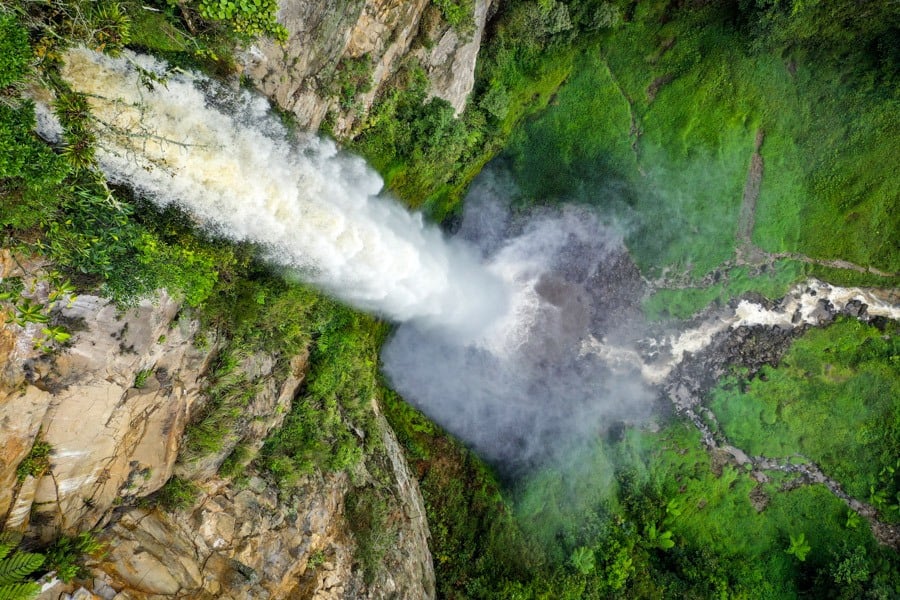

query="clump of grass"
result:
[133,368,153,389]
[16,440,52,482]
[152,476,201,511]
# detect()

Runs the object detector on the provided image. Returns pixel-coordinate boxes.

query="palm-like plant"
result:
[12,299,49,327]
[785,532,811,562]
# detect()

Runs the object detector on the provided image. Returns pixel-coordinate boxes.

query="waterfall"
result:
[51,48,508,339]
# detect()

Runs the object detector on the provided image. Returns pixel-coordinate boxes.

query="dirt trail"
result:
[769,252,898,278]
[736,129,765,255]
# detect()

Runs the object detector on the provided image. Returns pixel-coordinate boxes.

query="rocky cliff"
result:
[0,251,434,599]
[243,0,495,135]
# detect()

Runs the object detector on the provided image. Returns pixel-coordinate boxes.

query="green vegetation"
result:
[385,388,900,598]
[1,272,78,352]
[151,476,201,510]
[381,389,542,598]
[0,5,235,309]
[259,302,385,487]
[15,441,52,482]
[346,0,896,310]
[348,0,601,219]
[642,260,806,320]
[168,0,286,42]
[133,368,153,388]
[433,0,475,35]
[345,488,392,585]
[43,532,104,583]
[711,319,900,521]
[0,0,897,598]
[503,1,898,286]
[328,54,375,110]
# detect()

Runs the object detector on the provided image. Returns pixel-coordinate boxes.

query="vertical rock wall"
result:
[2,252,434,598]
[243,0,496,135]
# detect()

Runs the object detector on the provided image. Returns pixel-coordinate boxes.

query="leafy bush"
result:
[259,303,381,487]
[44,533,104,583]
[153,476,201,510]
[327,54,374,110]
[15,441,52,482]
[192,0,287,41]
[0,102,70,230]
[0,12,31,88]
[433,0,475,34]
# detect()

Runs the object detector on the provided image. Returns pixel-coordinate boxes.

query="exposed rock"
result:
[243,0,495,135]
[4,251,435,598]
[1,286,218,539]
[243,0,368,133]
[355,400,435,600]
[71,454,434,600]
[412,0,497,114]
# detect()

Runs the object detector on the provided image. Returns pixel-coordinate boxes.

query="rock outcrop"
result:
[78,408,434,600]
[91,475,353,599]
[0,253,223,538]
[1,252,435,599]
[413,0,496,115]
[243,0,496,135]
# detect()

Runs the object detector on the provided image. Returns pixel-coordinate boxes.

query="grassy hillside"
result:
[502,1,898,319]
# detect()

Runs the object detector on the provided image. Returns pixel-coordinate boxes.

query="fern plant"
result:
[0,534,44,600]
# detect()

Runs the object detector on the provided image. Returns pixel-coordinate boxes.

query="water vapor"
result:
[383,171,655,471]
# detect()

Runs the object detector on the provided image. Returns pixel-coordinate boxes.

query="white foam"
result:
[50,49,508,337]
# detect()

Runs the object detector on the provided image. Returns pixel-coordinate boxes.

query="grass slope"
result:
[503,1,898,319]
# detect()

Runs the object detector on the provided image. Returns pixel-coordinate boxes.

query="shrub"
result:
[433,0,475,35]
[192,0,288,42]
[0,533,44,600]
[44,533,104,583]
[0,12,31,89]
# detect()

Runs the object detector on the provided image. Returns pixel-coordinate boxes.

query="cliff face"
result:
[243,0,495,135]
[91,451,432,600]
[0,252,434,599]
[0,251,220,539]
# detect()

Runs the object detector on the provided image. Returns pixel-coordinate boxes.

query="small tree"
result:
[569,546,595,575]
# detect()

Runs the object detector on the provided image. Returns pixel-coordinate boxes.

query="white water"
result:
[52,48,508,337]
[581,278,900,384]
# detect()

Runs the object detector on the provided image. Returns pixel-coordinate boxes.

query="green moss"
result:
[123,2,189,53]
[711,320,900,519]
[504,0,899,285]
[152,476,201,510]
[642,260,807,321]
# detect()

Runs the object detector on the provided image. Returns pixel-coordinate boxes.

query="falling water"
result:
[51,48,508,338]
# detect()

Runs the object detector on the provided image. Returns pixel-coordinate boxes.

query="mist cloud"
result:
[382,171,656,471]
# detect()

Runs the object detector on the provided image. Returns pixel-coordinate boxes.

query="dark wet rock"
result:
[840,299,868,319]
